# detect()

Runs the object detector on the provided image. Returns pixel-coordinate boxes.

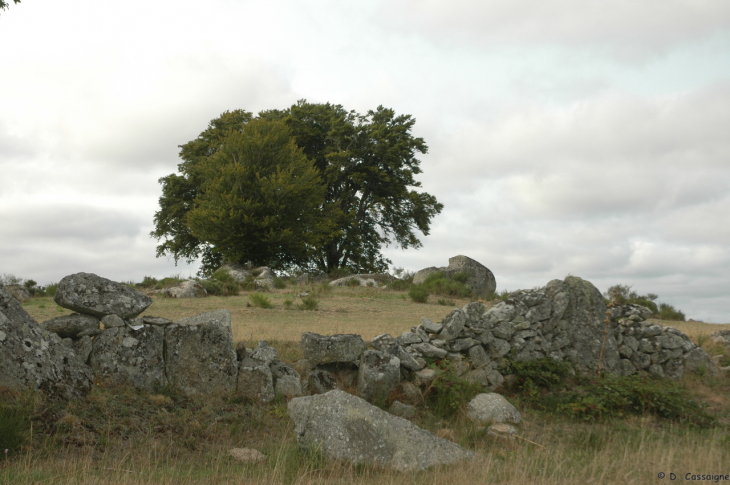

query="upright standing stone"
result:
[165,310,238,396]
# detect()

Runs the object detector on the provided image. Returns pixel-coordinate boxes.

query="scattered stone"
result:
[300,332,367,366]
[42,313,100,339]
[229,448,266,463]
[54,272,153,319]
[270,359,302,397]
[142,316,174,326]
[466,393,521,424]
[288,390,474,471]
[251,340,278,362]
[371,334,422,370]
[421,317,443,334]
[307,369,339,394]
[487,423,518,439]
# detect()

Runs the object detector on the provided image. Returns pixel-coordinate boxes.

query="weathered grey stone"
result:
[329,274,394,288]
[464,365,503,391]
[413,368,437,386]
[42,313,100,339]
[683,347,718,376]
[219,263,252,281]
[165,310,238,396]
[466,393,521,424]
[491,322,515,340]
[444,338,480,352]
[0,287,93,400]
[237,362,275,403]
[54,272,153,319]
[301,332,367,366]
[90,325,166,392]
[467,344,489,368]
[421,317,443,334]
[269,359,302,397]
[357,350,401,402]
[389,400,416,419]
[101,314,125,328]
[229,448,266,463]
[288,390,474,471]
[411,342,448,359]
[439,309,467,341]
[251,340,278,362]
[142,316,174,326]
[486,338,511,358]
[307,369,339,394]
[161,279,207,298]
[371,334,423,370]
[72,335,93,364]
[397,331,422,346]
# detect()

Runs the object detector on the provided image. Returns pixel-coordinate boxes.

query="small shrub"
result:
[138,276,159,288]
[408,286,429,303]
[437,298,455,306]
[283,298,293,310]
[249,292,272,309]
[345,277,361,287]
[199,278,224,296]
[206,269,240,296]
[299,295,319,311]
[387,279,411,291]
[658,303,685,321]
[44,282,58,297]
[273,277,288,289]
[420,271,471,298]
[423,360,483,418]
[328,267,353,280]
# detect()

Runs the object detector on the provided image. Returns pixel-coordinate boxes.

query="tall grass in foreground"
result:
[1,419,728,485]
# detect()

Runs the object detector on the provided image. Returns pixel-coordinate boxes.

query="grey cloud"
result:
[385,0,730,59]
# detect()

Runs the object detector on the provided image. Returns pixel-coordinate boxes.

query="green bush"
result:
[327,267,353,280]
[419,271,471,298]
[658,303,685,321]
[273,277,288,289]
[506,358,712,426]
[437,298,455,306]
[205,269,240,296]
[283,298,293,310]
[423,360,484,418]
[249,292,272,309]
[299,295,319,311]
[345,277,361,287]
[408,286,429,303]
[199,278,225,296]
[387,279,412,291]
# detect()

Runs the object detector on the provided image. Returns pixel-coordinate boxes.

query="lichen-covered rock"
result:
[42,313,100,339]
[413,255,496,296]
[90,325,166,391]
[357,350,401,402]
[161,280,207,298]
[370,334,422,370]
[466,393,521,424]
[307,369,339,394]
[237,362,275,403]
[4,284,31,302]
[300,332,367,366]
[165,310,238,396]
[270,359,302,397]
[54,272,153,319]
[0,287,93,400]
[251,340,278,362]
[288,390,474,471]
[73,335,93,364]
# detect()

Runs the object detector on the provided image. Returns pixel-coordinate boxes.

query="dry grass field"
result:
[4,285,730,485]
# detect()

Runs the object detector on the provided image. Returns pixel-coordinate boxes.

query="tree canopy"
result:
[152,100,443,275]
[0,0,20,13]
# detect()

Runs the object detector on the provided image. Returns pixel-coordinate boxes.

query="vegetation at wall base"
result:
[505,358,714,426]
[422,359,484,419]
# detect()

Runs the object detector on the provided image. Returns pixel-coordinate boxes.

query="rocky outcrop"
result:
[161,280,207,298]
[54,272,153,319]
[357,350,401,402]
[165,310,238,396]
[0,287,93,400]
[288,389,474,471]
[413,255,496,296]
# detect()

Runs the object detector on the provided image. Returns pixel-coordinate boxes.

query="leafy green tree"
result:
[152,101,443,275]
[0,0,20,13]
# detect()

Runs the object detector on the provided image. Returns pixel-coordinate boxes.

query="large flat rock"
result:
[54,272,153,319]
[288,389,474,471]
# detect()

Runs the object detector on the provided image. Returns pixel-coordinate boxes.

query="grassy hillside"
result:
[3,285,729,484]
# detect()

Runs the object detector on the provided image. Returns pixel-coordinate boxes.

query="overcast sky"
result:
[1,1,729,322]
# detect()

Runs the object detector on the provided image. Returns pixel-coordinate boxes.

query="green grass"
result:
[249,292,273,309]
